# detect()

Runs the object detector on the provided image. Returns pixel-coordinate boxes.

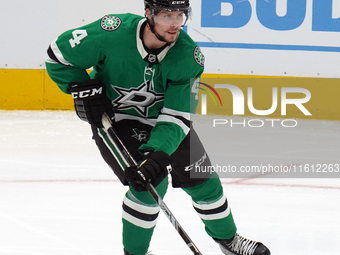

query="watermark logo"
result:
[196,80,312,128]
[201,85,311,116]
[199,82,223,115]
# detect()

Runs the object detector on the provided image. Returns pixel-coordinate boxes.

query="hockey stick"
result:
[101,113,202,255]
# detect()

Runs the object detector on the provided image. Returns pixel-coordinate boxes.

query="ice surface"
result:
[0,110,339,255]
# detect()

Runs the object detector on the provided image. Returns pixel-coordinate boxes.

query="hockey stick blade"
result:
[101,113,202,255]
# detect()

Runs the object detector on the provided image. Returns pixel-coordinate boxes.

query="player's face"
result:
[153,10,184,43]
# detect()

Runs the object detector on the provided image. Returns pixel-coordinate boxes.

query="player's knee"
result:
[184,174,223,202]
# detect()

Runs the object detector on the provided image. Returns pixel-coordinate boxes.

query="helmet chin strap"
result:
[146,16,168,43]
[145,9,168,43]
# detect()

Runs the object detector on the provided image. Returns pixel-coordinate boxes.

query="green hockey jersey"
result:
[46,13,205,155]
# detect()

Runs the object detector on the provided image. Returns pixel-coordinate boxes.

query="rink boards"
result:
[0,69,339,121]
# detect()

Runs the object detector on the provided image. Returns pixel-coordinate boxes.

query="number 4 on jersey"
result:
[69,30,88,48]
[191,78,200,101]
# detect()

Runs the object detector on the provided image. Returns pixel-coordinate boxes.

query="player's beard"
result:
[155,28,180,44]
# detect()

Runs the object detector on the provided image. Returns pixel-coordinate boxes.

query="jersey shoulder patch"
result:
[101,15,121,31]
[194,46,205,67]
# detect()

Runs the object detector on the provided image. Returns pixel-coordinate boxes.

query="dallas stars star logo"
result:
[132,128,150,142]
[112,81,164,117]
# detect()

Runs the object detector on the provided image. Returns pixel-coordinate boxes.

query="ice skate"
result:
[214,233,270,255]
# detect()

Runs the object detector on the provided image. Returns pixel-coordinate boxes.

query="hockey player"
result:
[45,0,270,254]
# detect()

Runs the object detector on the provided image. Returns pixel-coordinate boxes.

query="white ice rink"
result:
[0,110,339,255]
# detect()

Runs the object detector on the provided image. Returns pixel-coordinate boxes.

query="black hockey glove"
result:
[125,151,172,192]
[68,79,114,128]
